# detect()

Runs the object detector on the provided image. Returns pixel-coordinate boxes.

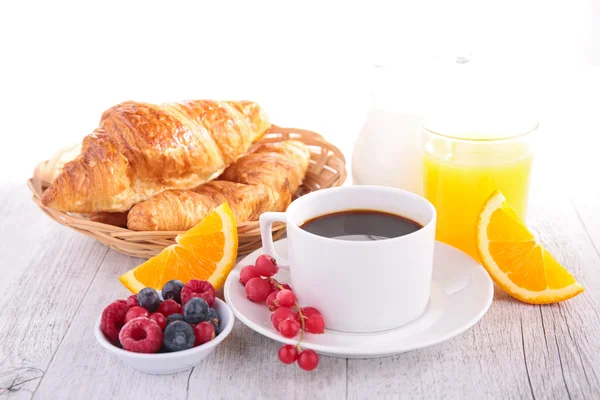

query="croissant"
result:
[41,100,270,213]
[127,140,311,231]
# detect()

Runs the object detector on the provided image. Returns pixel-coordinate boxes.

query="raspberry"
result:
[255,254,279,277]
[126,295,139,308]
[157,299,182,317]
[305,314,325,334]
[101,301,128,343]
[245,278,271,302]
[239,265,261,286]
[278,318,300,338]
[276,290,296,308]
[193,321,216,346]
[278,344,299,364]
[150,313,167,330]
[118,317,163,353]
[181,280,216,307]
[298,349,319,371]
[124,306,150,323]
[266,291,280,311]
[271,307,298,330]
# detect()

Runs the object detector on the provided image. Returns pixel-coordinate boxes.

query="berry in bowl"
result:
[94,280,234,375]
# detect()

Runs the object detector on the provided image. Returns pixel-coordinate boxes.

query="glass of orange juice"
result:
[422,116,537,259]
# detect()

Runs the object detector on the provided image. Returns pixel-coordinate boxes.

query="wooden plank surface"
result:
[569,156,600,259]
[188,322,347,399]
[1,159,599,399]
[530,188,600,400]
[33,251,193,400]
[0,185,109,399]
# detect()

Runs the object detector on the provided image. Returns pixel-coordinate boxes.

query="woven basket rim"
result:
[28,125,347,257]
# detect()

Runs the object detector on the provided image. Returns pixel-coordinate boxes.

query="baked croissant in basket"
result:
[41,100,270,213]
[127,140,310,231]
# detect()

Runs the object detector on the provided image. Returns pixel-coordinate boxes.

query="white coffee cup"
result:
[259,185,437,333]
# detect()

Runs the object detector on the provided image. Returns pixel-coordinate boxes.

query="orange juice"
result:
[422,121,536,259]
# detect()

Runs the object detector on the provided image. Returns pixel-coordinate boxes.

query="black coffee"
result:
[299,209,422,241]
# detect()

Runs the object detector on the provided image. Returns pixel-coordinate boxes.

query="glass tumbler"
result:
[422,117,537,259]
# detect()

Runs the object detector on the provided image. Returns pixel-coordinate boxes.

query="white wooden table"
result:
[1,134,600,400]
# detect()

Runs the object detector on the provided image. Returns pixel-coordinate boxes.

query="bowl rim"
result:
[94,297,234,359]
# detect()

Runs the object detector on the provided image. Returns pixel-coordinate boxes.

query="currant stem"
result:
[269,277,306,351]
[295,300,306,351]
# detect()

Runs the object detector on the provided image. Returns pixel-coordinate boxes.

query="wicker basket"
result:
[28,125,347,258]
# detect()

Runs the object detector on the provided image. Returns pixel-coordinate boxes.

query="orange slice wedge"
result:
[119,203,238,293]
[476,191,583,304]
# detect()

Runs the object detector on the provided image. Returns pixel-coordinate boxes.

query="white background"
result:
[1,0,599,184]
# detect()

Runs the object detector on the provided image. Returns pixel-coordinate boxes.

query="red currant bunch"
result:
[240,253,326,371]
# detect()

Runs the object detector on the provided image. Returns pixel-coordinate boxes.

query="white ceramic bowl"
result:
[95,298,234,374]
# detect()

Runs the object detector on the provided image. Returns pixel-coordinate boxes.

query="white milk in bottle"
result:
[352,65,425,195]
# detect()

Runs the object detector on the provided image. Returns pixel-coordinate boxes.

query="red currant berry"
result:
[279,282,292,291]
[126,294,139,308]
[278,344,299,364]
[271,307,298,330]
[305,314,325,334]
[149,312,167,330]
[297,349,319,371]
[124,306,150,323]
[268,280,279,293]
[193,321,216,346]
[239,265,261,286]
[255,254,279,277]
[266,291,280,311]
[278,318,300,338]
[245,277,271,303]
[301,307,322,318]
[157,299,182,317]
[276,289,296,308]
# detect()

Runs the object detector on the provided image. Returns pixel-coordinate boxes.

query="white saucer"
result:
[224,239,493,358]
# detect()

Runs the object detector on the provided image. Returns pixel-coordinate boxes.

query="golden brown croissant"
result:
[41,100,270,213]
[127,140,311,231]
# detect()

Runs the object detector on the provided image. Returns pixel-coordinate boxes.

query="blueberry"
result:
[137,288,161,312]
[163,321,195,352]
[184,298,209,324]
[166,313,185,325]
[207,308,220,334]
[162,280,184,303]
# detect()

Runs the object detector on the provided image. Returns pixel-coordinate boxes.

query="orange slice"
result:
[476,191,583,304]
[119,203,238,293]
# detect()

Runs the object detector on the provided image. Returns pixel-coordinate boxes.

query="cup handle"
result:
[259,212,290,271]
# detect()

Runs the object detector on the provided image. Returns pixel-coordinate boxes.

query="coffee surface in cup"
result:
[299,209,422,241]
